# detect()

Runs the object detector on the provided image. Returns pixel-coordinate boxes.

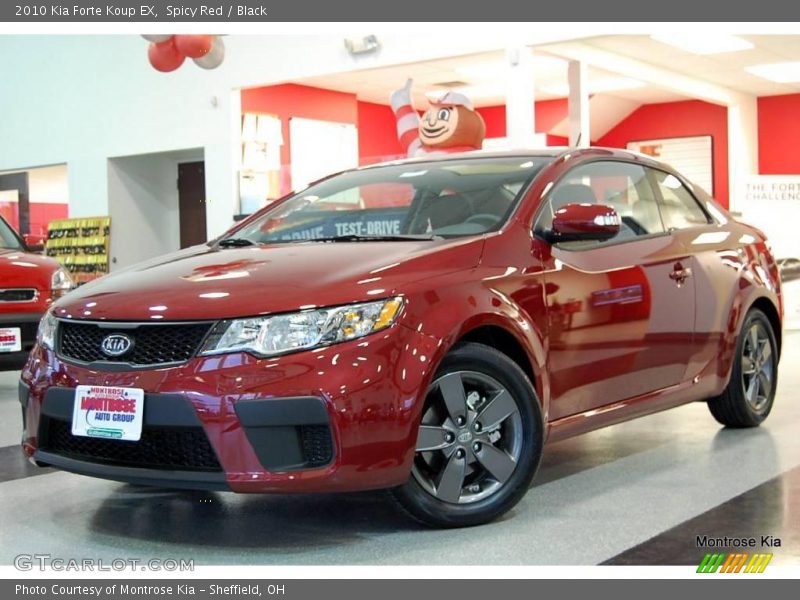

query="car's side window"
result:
[536,160,665,249]
[649,169,711,231]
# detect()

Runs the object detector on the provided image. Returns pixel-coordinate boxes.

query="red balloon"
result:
[147,39,185,72]
[174,35,213,59]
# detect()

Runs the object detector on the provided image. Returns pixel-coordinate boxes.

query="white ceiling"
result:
[299,49,685,109]
[297,35,800,112]
[580,35,800,97]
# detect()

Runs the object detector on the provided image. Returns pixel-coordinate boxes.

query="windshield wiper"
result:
[217,238,255,248]
[313,234,440,243]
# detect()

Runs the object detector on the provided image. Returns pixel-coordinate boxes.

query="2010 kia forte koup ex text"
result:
[20,148,782,527]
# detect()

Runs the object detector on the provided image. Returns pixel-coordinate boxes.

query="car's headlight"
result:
[51,267,74,299]
[37,309,58,350]
[200,297,404,358]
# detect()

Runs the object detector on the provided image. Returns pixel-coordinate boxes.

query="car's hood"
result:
[53,238,484,321]
[0,248,60,290]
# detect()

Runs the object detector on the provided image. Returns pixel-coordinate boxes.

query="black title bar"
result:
[3,0,800,22]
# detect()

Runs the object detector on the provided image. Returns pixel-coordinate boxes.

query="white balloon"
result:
[193,37,225,69]
[141,34,173,43]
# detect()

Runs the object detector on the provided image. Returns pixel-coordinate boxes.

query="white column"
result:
[68,156,108,217]
[727,96,758,213]
[204,88,242,240]
[504,46,536,148]
[568,60,590,148]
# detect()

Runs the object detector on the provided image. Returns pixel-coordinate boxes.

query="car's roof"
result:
[357,146,668,171]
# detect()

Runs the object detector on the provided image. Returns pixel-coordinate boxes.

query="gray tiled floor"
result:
[1,334,798,565]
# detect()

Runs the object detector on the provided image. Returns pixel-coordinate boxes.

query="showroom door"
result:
[534,160,696,420]
[178,161,207,248]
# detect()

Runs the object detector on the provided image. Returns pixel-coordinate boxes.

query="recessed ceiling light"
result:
[745,61,800,83]
[542,77,645,97]
[650,34,754,55]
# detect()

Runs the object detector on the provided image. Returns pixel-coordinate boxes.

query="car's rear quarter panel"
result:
[671,219,782,397]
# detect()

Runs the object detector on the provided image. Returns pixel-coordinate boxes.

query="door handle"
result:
[669,263,692,284]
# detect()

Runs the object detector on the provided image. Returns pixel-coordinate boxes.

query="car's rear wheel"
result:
[708,308,778,428]
[391,342,543,527]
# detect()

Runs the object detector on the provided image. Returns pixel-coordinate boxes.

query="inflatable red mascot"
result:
[391,79,486,157]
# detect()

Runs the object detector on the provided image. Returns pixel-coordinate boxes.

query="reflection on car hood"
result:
[53,239,484,321]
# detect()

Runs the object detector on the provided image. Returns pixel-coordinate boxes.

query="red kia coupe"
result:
[19,148,782,527]
[1,215,73,370]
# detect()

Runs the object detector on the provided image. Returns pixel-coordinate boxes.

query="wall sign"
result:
[738,175,800,261]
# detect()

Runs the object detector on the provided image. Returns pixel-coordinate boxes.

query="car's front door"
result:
[534,160,697,420]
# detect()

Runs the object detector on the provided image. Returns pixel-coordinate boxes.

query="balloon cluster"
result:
[142,34,225,72]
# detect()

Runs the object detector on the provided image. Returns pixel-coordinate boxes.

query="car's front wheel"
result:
[708,308,779,428]
[391,342,543,527]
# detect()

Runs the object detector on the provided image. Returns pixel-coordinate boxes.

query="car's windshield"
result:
[0,217,23,250]
[228,156,550,244]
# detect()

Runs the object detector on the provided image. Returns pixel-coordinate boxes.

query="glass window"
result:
[229,157,549,243]
[536,160,665,248]
[650,169,710,230]
[0,216,22,250]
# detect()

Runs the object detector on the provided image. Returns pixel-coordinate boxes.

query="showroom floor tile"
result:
[1,333,798,566]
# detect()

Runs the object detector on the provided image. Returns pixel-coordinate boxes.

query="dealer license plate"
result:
[0,327,22,353]
[71,385,144,441]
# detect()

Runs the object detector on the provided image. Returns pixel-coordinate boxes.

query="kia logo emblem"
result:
[457,431,472,443]
[100,334,133,357]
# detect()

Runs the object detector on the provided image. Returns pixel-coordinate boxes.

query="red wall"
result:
[597,100,729,207]
[0,202,66,236]
[357,101,406,165]
[29,203,68,236]
[758,94,800,175]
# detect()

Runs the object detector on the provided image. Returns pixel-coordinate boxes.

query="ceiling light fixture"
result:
[650,34,754,55]
[343,35,380,56]
[745,61,800,83]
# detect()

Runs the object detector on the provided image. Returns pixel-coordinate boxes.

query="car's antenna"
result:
[574,133,582,148]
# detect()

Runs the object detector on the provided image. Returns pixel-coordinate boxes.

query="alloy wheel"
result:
[740,322,775,413]
[411,370,523,504]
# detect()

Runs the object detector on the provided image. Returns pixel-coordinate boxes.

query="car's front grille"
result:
[40,417,222,472]
[57,321,213,366]
[0,288,37,302]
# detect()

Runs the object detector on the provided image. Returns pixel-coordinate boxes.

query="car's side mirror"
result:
[23,233,46,253]
[547,203,620,243]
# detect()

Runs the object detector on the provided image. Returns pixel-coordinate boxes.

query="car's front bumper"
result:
[20,322,441,493]
[1,312,43,370]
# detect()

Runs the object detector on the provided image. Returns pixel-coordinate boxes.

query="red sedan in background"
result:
[20,149,782,527]
[1,215,73,370]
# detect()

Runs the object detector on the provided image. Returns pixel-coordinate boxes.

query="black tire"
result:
[708,308,778,428]
[391,342,544,528]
